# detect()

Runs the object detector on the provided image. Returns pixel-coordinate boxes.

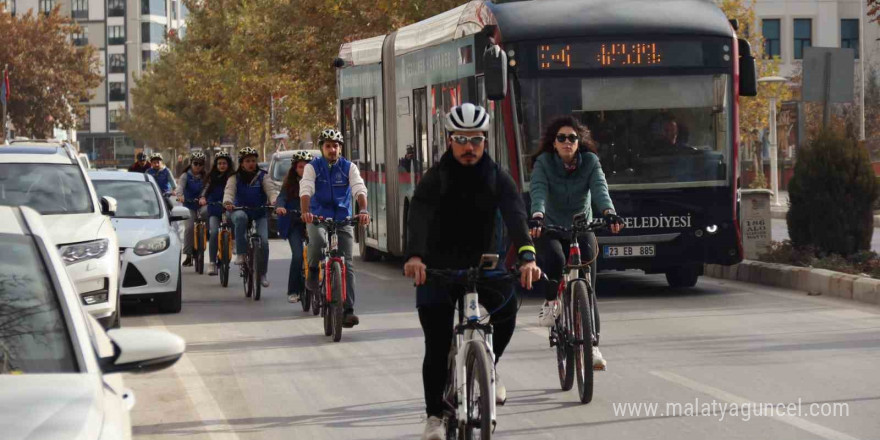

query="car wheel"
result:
[160,266,183,313]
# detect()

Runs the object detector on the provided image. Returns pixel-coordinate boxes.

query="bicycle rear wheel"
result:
[572,280,594,404]
[219,230,230,287]
[330,261,344,342]
[252,237,263,301]
[194,223,205,274]
[301,285,311,311]
[556,286,575,391]
[463,342,493,440]
[311,287,321,316]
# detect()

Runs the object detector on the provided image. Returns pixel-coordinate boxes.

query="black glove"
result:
[603,212,624,226]
[528,216,545,229]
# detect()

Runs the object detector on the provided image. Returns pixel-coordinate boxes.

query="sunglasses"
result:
[450,135,486,146]
[555,133,579,144]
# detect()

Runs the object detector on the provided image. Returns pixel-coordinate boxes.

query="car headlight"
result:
[59,239,110,265]
[134,235,170,256]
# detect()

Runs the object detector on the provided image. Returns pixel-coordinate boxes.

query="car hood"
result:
[110,217,171,248]
[42,214,109,247]
[0,374,103,440]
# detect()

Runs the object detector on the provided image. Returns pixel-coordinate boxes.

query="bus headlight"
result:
[706,225,719,234]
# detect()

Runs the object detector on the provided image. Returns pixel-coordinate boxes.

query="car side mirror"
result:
[484,41,508,101]
[738,39,758,97]
[100,196,117,217]
[100,328,185,374]
[169,206,190,222]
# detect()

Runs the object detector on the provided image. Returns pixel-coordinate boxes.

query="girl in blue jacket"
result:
[275,151,313,303]
[199,152,235,276]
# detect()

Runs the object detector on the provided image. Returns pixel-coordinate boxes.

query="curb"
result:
[771,210,880,227]
[705,260,880,306]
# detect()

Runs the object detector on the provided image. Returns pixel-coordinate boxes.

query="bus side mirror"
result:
[484,44,508,101]
[738,39,758,97]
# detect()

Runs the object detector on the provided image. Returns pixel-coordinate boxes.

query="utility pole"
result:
[1,65,6,143]
[860,0,867,141]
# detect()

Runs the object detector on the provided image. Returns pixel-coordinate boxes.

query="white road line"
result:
[144,316,241,440]
[651,370,862,440]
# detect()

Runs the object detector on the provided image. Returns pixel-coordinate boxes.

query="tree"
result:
[0,8,101,138]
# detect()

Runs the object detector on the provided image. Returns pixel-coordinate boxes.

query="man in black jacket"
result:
[404,103,541,440]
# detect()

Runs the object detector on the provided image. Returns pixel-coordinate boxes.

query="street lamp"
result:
[758,75,787,207]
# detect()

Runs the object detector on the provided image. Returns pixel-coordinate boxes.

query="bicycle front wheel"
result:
[330,261,344,342]
[219,230,230,288]
[252,238,263,301]
[556,285,575,391]
[572,280,594,404]
[195,223,206,274]
[463,342,493,440]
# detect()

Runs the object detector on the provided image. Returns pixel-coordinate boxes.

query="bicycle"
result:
[229,205,273,301]
[543,213,607,404]
[183,199,207,274]
[424,255,529,440]
[310,216,359,342]
[275,209,313,312]
[209,203,234,288]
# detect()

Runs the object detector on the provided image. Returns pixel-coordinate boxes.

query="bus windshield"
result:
[519,74,732,189]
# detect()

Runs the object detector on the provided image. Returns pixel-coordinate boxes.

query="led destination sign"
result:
[537,40,720,70]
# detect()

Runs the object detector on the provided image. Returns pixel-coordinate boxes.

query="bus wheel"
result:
[358,225,380,262]
[665,265,700,288]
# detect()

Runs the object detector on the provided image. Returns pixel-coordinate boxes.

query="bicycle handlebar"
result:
[311,217,360,227]
[543,218,608,235]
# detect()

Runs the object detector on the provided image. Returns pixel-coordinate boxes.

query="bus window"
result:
[412,88,429,176]
[342,99,359,162]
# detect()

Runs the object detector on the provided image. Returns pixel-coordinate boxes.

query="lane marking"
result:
[144,316,241,440]
[651,370,862,440]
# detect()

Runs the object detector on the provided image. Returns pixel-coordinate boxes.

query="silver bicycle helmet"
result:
[238,147,259,160]
[318,128,344,145]
[291,150,314,163]
[445,103,490,132]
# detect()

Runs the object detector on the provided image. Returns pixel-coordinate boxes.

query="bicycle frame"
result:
[452,286,497,430]
[314,218,356,304]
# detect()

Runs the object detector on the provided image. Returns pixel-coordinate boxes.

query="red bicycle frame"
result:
[324,256,348,303]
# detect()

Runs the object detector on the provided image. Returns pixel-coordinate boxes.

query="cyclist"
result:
[223,147,278,288]
[300,128,369,328]
[128,152,150,173]
[146,152,176,209]
[528,115,624,371]
[403,103,542,440]
[199,152,235,276]
[275,151,313,303]
[176,151,209,267]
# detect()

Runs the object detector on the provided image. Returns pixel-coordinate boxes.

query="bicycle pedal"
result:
[549,335,558,347]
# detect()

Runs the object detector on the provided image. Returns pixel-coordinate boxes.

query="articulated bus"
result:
[335,0,758,287]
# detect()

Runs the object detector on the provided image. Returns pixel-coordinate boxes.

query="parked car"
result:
[0,205,186,440]
[89,171,190,313]
[266,149,320,236]
[0,141,121,328]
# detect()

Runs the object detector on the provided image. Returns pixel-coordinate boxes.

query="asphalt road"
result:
[122,240,880,440]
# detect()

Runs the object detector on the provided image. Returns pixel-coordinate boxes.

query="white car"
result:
[0,205,186,440]
[0,141,121,328]
[89,171,190,313]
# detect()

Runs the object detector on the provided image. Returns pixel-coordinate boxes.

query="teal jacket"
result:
[530,151,615,227]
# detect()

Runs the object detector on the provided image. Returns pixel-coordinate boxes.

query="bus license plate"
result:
[603,245,655,258]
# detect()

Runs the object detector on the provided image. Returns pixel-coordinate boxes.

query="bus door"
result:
[412,88,430,180]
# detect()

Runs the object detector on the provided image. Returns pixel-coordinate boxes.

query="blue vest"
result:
[310,156,353,221]
[206,179,226,217]
[147,168,173,193]
[183,171,205,210]
[235,171,268,219]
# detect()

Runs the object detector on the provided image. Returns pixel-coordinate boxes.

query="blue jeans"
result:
[287,226,305,294]
[231,211,269,276]
[208,215,221,263]
[307,223,355,312]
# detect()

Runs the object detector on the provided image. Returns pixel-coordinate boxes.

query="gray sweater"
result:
[530,151,615,227]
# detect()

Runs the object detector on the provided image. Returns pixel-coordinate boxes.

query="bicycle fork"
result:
[454,316,497,430]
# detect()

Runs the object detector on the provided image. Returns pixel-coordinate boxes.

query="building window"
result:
[79,110,91,132]
[793,18,812,60]
[108,109,123,131]
[109,82,126,101]
[71,0,87,19]
[142,22,166,44]
[762,19,780,59]
[171,0,177,19]
[109,54,126,74]
[72,27,89,46]
[142,50,158,70]
[142,0,166,16]
[108,26,125,45]
[39,0,54,14]
[108,0,124,17]
[841,19,859,59]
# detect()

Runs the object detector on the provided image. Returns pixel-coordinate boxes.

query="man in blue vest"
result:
[300,128,369,328]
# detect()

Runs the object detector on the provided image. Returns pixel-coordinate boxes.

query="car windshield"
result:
[92,180,162,219]
[0,164,94,214]
[519,74,732,189]
[0,234,77,374]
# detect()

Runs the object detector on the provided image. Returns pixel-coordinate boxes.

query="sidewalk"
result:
[768,190,880,227]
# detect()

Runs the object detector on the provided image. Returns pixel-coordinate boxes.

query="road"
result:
[122,240,880,440]
[771,219,880,252]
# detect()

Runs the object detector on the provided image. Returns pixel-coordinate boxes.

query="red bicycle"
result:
[310,217,359,342]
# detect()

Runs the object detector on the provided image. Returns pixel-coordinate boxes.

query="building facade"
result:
[3,0,186,167]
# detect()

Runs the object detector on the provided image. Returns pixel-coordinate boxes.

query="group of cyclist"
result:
[132,101,623,440]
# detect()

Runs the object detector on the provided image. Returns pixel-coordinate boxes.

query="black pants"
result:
[417,280,517,417]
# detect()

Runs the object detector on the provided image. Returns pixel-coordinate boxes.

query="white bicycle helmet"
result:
[238,147,259,160]
[149,152,163,161]
[190,151,206,162]
[445,103,490,132]
[215,151,232,161]
[318,128,344,145]
[291,150,314,163]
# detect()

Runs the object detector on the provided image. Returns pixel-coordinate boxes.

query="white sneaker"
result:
[592,346,607,371]
[495,371,507,405]
[422,416,445,440]
[234,254,245,265]
[538,300,558,327]
[260,275,270,288]
[288,293,300,303]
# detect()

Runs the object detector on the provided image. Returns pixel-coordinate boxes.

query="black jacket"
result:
[406,151,533,270]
